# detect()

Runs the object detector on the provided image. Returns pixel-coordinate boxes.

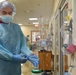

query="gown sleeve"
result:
[17,25,32,56]
[0,44,13,61]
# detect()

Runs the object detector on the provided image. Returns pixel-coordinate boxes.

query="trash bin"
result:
[31,68,42,75]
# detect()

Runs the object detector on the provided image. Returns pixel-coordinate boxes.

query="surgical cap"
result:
[0,1,16,16]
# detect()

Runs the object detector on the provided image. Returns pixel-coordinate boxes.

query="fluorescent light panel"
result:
[0,0,5,2]
[29,18,38,20]
[19,24,22,25]
[64,21,68,24]
[33,22,39,24]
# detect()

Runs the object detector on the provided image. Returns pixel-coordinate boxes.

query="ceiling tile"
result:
[30,0,46,3]
[11,0,54,25]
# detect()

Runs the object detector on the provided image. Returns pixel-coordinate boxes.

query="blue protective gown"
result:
[0,23,32,75]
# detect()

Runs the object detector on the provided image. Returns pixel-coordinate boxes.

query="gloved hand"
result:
[12,54,28,63]
[28,54,39,67]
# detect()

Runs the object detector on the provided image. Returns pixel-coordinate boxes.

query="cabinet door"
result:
[44,52,51,70]
[38,52,44,70]
[38,51,51,70]
[64,55,68,71]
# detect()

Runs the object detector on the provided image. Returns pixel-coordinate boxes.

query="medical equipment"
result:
[61,19,73,55]
[66,44,76,54]
[41,39,46,47]
[31,68,42,75]
[63,71,69,75]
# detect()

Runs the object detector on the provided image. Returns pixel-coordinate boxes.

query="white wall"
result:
[71,0,76,75]
[20,25,40,37]
[49,0,73,74]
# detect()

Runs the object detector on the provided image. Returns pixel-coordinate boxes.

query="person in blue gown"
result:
[0,1,39,75]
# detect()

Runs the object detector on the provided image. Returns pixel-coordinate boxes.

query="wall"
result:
[72,0,76,75]
[49,0,62,53]
[49,0,61,55]
[53,0,60,14]
[52,0,61,16]
[49,0,73,74]
[20,25,40,37]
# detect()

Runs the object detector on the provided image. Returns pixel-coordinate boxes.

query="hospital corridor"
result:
[0,0,76,75]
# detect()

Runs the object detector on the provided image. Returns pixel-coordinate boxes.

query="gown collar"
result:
[0,20,10,24]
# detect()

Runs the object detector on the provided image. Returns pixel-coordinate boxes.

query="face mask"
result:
[0,15,13,23]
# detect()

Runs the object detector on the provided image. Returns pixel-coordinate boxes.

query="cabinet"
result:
[64,55,68,71]
[38,51,51,71]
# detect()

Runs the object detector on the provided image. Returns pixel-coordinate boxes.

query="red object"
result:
[66,44,76,54]
[65,3,68,9]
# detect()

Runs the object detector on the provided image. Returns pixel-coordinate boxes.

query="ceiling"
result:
[10,0,54,25]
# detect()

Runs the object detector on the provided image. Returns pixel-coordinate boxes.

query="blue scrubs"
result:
[0,23,32,75]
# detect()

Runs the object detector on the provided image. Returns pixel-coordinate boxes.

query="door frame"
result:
[31,30,41,43]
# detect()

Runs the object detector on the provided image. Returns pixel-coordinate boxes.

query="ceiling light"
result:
[29,18,38,20]
[21,64,23,66]
[33,22,39,24]
[0,0,5,2]
[35,24,38,27]
[19,24,23,25]
[64,21,68,24]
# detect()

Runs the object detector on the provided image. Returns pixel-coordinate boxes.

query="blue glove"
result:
[28,54,39,67]
[12,54,28,63]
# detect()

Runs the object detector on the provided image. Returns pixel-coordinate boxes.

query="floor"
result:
[21,49,38,75]
[21,49,55,75]
[21,61,34,75]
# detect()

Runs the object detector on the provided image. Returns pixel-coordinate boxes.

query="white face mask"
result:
[0,15,13,23]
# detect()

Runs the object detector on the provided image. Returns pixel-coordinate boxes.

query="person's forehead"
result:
[1,7,13,12]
